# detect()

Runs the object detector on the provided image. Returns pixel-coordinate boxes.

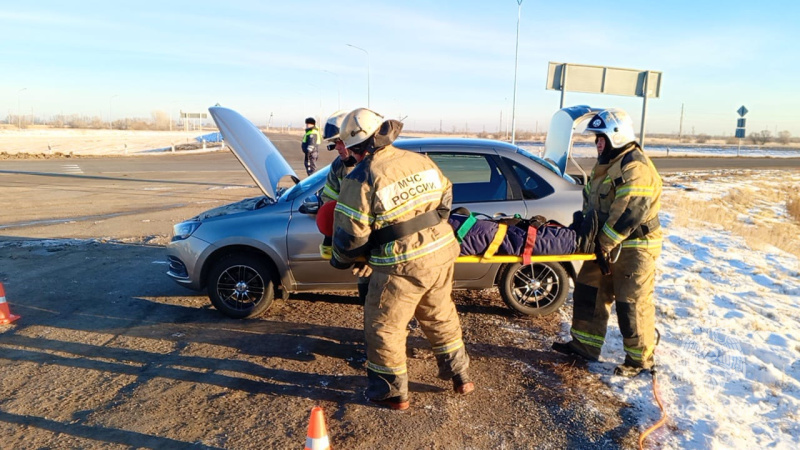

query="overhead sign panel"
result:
[180,111,208,119]
[546,62,662,98]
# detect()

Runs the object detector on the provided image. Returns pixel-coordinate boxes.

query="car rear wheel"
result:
[207,254,275,319]
[499,262,569,316]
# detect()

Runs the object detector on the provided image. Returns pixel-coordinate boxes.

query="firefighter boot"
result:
[552,340,600,362]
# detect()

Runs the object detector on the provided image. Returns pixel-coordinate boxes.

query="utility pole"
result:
[17,88,27,129]
[499,110,503,134]
[510,0,523,144]
[678,103,685,140]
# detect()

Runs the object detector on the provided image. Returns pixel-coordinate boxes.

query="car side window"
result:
[427,153,509,203]
[503,158,555,199]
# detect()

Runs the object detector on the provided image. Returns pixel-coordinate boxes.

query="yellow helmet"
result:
[340,108,384,149]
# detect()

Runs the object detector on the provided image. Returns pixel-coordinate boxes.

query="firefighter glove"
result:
[575,210,599,254]
[352,262,372,278]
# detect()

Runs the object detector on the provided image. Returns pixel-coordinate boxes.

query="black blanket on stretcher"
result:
[447,213,577,260]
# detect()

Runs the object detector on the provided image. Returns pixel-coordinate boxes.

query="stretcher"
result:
[455,253,595,263]
[320,247,596,264]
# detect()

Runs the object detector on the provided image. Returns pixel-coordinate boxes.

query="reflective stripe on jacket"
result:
[302,127,320,153]
[321,157,353,203]
[584,143,663,252]
[332,145,459,272]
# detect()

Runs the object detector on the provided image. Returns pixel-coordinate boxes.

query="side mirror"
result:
[298,194,321,214]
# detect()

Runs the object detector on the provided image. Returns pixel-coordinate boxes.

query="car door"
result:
[424,148,528,282]
[285,169,354,287]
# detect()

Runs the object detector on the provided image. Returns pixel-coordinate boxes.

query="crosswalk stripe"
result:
[62,164,83,174]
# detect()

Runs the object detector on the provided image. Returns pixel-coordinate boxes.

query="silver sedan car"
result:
[167,106,600,319]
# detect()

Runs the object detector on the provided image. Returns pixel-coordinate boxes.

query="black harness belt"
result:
[371,209,447,247]
[629,216,661,239]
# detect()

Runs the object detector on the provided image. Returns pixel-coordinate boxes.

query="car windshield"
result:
[281,166,330,202]
[515,148,575,183]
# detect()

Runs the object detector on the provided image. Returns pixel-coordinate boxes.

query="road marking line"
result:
[62,164,83,174]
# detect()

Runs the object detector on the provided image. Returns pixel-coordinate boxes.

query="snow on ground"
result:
[0,128,213,155]
[520,142,800,159]
[558,170,800,448]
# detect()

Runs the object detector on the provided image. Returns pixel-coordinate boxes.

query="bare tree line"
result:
[4,110,196,131]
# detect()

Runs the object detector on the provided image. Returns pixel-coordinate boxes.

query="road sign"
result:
[180,111,208,119]
[735,128,746,139]
[737,118,746,127]
[737,105,748,117]
[545,62,662,148]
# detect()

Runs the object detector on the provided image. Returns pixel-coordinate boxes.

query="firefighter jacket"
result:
[583,142,662,253]
[302,127,320,154]
[331,145,459,274]
[321,156,356,203]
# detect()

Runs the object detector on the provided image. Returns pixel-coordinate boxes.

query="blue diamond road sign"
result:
[737,106,748,117]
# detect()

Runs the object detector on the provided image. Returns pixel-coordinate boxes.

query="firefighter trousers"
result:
[570,246,659,368]
[364,262,469,401]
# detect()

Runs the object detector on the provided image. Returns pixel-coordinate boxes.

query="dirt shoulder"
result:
[0,240,638,449]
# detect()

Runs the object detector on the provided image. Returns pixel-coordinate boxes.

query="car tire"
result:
[499,262,569,316]
[207,254,275,319]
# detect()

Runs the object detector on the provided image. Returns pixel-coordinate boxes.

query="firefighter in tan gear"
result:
[553,108,662,377]
[319,110,370,304]
[330,108,474,410]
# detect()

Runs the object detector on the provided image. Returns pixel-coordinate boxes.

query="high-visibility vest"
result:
[303,127,321,145]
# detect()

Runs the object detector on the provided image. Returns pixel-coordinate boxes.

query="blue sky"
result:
[2,0,798,135]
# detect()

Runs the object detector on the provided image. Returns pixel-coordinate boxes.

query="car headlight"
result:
[172,221,201,241]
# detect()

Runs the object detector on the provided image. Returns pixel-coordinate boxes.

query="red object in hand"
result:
[316,201,336,237]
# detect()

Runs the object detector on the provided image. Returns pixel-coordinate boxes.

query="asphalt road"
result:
[2,151,800,182]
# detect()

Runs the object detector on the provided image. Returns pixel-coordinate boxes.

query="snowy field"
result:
[2,128,799,159]
[0,128,210,155]
[558,169,800,448]
[520,142,800,159]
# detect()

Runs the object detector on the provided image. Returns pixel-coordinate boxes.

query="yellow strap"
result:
[482,223,507,260]
[463,253,596,263]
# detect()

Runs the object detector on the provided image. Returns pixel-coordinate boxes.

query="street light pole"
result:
[322,70,341,110]
[346,44,370,108]
[511,0,523,144]
[17,88,27,130]
[109,94,118,130]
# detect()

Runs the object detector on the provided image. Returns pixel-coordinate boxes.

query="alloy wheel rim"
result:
[511,264,559,308]
[216,265,266,311]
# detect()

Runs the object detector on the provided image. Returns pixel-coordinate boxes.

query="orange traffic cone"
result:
[0,283,20,325]
[304,406,330,450]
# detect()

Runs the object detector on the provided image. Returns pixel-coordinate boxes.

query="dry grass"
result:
[665,181,800,258]
[788,191,800,223]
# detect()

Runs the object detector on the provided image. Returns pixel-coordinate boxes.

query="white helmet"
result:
[340,108,384,149]
[322,110,348,142]
[583,108,636,149]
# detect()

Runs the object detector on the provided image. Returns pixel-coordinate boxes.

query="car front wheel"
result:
[207,254,275,319]
[499,262,569,316]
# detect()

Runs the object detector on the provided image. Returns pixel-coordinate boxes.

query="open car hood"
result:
[209,106,297,201]
[542,105,603,175]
